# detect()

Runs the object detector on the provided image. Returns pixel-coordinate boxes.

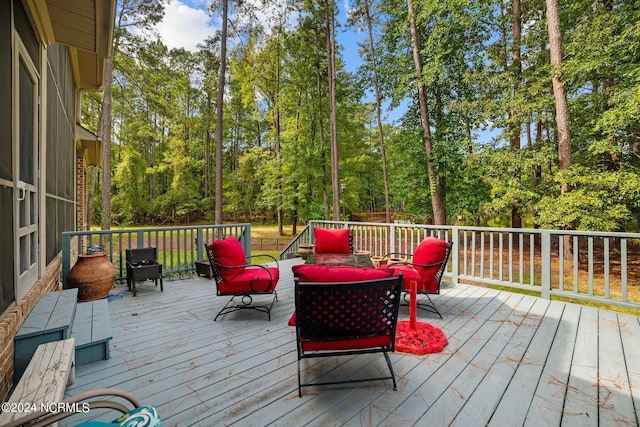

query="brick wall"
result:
[0,255,62,401]
[77,156,87,231]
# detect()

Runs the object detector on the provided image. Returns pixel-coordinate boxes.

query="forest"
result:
[81,0,640,234]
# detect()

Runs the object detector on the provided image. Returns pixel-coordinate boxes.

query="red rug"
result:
[395,320,448,355]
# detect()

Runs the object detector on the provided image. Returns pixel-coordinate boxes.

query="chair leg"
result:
[297,359,303,397]
[402,292,442,319]
[384,352,397,391]
[214,293,277,321]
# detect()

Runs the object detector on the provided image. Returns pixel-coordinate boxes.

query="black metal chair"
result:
[126,248,163,296]
[294,274,403,397]
[381,237,452,318]
[205,237,279,321]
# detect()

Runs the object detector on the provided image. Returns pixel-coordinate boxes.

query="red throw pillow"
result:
[208,236,247,279]
[292,264,392,282]
[314,228,351,254]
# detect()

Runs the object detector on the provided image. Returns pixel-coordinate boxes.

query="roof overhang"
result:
[22,0,116,91]
[76,125,102,166]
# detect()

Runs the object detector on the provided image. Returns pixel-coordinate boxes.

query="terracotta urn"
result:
[298,244,315,260]
[67,252,116,301]
[371,256,384,268]
[387,257,406,266]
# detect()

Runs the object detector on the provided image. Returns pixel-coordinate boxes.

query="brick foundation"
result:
[0,254,63,401]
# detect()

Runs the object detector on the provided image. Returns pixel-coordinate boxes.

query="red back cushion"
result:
[412,237,450,285]
[292,264,392,282]
[208,236,247,279]
[314,228,351,254]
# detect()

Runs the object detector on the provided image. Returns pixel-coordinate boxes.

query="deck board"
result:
[60,258,640,426]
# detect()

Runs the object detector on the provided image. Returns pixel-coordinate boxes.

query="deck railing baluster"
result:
[62,222,639,309]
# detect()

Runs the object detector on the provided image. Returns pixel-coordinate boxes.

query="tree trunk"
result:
[546,0,572,260]
[314,32,329,220]
[511,0,523,229]
[100,55,114,230]
[215,0,229,225]
[205,93,212,198]
[363,0,391,224]
[546,0,571,186]
[406,0,446,225]
[326,0,340,221]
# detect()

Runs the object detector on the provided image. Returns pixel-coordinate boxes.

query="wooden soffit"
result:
[76,125,102,166]
[22,0,116,90]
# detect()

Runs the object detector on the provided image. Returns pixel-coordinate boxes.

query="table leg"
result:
[410,279,417,330]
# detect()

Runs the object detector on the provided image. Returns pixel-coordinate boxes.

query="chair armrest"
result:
[381,252,412,262]
[246,253,279,267]
[408,259,446,269]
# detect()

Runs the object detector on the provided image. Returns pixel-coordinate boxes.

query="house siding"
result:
[0,1,80,401]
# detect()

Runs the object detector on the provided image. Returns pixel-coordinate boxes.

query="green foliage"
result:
[537,165,640,231]
[87,0,640,232]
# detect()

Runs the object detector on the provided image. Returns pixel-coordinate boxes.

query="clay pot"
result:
[298,244,315,260]
[371,256,384,268]
[67,253,116,301]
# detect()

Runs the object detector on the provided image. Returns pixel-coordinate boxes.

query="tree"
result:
[325,0,341,220]
[349,0,391,223]
[546,0,571,194]
[100,0,165,229]
[214,0,229,225]
[406,0,446,224]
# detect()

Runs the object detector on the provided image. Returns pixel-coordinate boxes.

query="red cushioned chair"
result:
[381,237,453,319]
[294,274,403,397]
[205,236,279,321]
[313,227,353,254]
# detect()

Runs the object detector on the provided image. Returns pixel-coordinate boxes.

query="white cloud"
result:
[155,1,218,52]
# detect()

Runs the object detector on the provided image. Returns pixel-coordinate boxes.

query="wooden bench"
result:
[14,289,78,383]
[0,338,75,425]
[71,299,112,365]
[14,288,112,385]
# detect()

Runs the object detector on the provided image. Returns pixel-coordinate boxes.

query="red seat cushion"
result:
[292,264,392,282]
[208,237,247,279]
[217,266,279,294]
[314,228,351,254]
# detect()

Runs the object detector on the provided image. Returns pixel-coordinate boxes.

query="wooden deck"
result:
[61,258,640,426]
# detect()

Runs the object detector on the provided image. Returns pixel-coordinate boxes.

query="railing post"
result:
[245,224,252,257]
[61,232,71,288]
[389,223,396,254]
[196,227,204,260]
[541,230,551,300]
[451,226,460,284]
[136,230,144,248]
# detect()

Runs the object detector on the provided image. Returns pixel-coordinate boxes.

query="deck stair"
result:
[14,288,112,385]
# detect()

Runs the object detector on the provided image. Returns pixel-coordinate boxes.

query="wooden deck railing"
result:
[61,224,251,287]
[61,221,640,310]
[281,220,640,310]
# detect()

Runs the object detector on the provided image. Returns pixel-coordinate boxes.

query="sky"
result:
[152,0,407,124]
[155,0,362,66]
